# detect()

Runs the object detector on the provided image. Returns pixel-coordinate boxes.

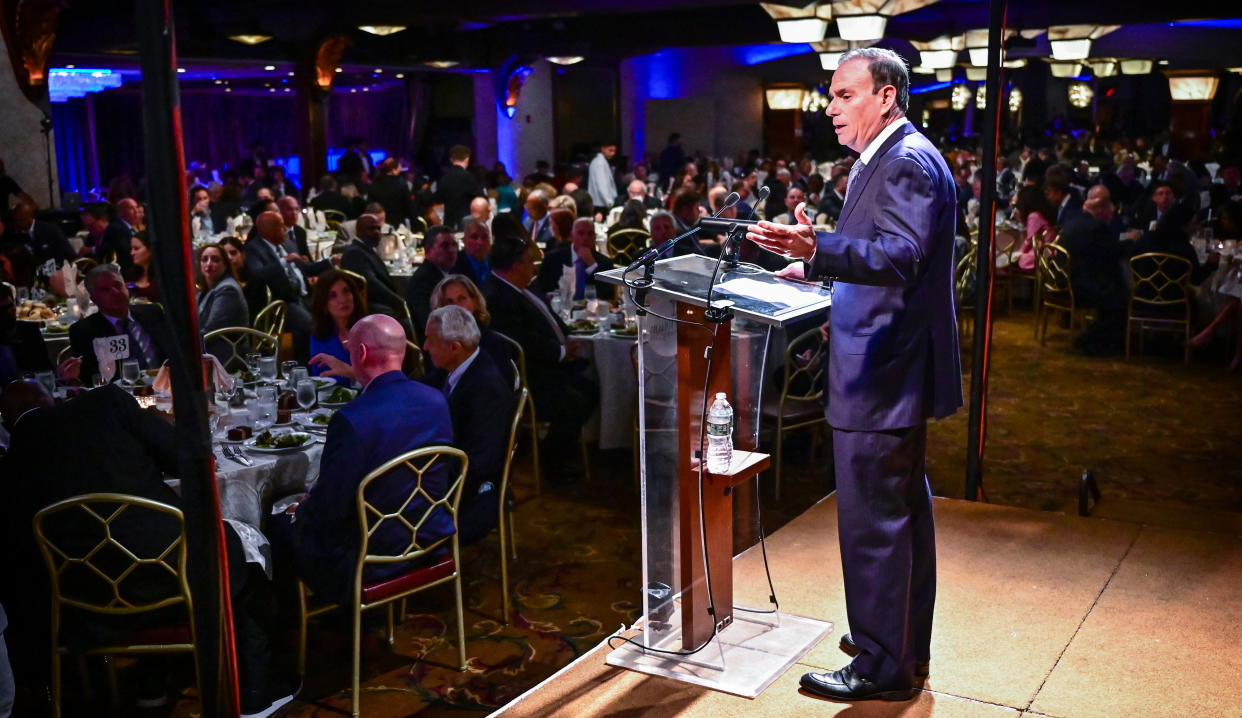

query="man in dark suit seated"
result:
[308,175,352,218]
[340,214,412,335]
[1045,163,1084,227]
[535,217,616,301]
[245,211,330,356]
[2,202,74,283]
[277,196,312,257]
[270,315,455,605]
[452,217,493,289]
[100,198,140,272]
[1127,181,1176,233]
[68,266,174,383]
[0,381,293,716]
[421,306,515,543]
[483,235,596,482]
[1058,191,1131,355]
[816,172,848,223]
[406,225,457,342]
[523,191,555,249]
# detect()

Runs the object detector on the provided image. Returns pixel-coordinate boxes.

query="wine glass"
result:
[289,366,309,386]
[281,360,298,380]
[121,360,140,385]
[296,379,317,413]
[244,352,261,377]
[258,355,278,384]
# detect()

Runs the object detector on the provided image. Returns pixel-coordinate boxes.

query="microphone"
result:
[740,185,771,219]
[624,191,742,272]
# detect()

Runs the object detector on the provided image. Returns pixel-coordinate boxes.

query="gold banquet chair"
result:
[761,326,829,500]
[252,299,288,337]
[472,386,528,625]
[404,340,427,378]
[34,494,197,718]
[1126,252,1193,365]
[202,326,280,373]
[1035,243,1077,345]
[298,446,470,718]
[322,209,347,230]
[606,228,652,267]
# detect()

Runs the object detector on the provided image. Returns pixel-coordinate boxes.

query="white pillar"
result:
[0,31,59,208]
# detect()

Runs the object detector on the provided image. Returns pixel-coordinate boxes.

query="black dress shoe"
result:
[799,664,915,702]
[839,633,930,678]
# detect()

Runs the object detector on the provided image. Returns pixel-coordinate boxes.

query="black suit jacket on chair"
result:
[483,277,566,389]
[340,239,406,318]
[534,245,616,301]
[68,304,174,382]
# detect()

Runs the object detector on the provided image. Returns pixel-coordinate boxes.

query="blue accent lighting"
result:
[733,43,813,66]
[49,68,124,102]
[1168,19,1242,29]
[910,81,952,95]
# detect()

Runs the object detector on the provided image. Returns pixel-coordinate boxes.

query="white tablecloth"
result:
[207,439,322,527]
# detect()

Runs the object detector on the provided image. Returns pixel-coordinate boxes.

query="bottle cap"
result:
[715,392,726,399]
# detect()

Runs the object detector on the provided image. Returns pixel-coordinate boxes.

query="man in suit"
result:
[1059,191,1130,355]
[617,179,661,210]
[817,171,849,223]
[68,266,173,383]
[277,196,311,257]
[308,175,352,218]
[484,235,596,482]
[0,381,295,715]
[341,214,411,335]
[2,202,74,280]
[536,217,615,301]
[271,315,455,605]
[406,225,457,342]
[523,191,555,248]
[452,218,493,289]
[748,48,961,702]
[437,145,484,230]
[244,212,327,357]
[422,305,515,543]
[98,198,140,271]
[1045,164,1083,227]
[265,164,298,200]
[1127,182,1176,232]
[368,158,415,229]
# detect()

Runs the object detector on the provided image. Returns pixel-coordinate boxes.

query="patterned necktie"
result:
[117,317,154,369]
[844,160,866,205]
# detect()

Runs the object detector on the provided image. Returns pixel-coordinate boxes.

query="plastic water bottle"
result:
[706,392,733,473]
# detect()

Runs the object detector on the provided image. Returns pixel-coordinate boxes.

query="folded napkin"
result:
[559,264,576,304]
[62,261,78,302]
[152,354,235,394]
[226,215,237,236]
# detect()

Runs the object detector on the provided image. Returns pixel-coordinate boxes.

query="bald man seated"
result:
[268,315,455,605]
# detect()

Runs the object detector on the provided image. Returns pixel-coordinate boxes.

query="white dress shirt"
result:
[445,347,480,396]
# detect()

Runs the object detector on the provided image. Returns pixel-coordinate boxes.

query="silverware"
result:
[221,443,253,467]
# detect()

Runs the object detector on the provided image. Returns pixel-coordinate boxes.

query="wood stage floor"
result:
[493,495,1242,718]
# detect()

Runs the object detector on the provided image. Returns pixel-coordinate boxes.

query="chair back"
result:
[202,326,279,372]
[606,228,652,266]
[1037,242,1073,301]
[492,331,528,394]
[323,209,347,229]
[33,494,191,616]
[353,446,468,583]
[1128,252,1192,310]
[73,257,98,275]
[403,340,425,378]
[499,387,529,499]
[781,326,827,404]
[253,299,288,336]
[954,248,977,310]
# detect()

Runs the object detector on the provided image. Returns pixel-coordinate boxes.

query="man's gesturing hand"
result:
[745,202,816,260]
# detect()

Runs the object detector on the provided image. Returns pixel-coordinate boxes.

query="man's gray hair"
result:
[84,264,124,293]
[839,47,910,114]
[461,216,489,234]
[649,210,676,226]
[427,304,481,349]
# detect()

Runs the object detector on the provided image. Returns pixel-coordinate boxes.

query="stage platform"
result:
[493,495,1242,717]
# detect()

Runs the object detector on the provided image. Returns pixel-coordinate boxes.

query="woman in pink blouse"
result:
[1015,185,1055,270]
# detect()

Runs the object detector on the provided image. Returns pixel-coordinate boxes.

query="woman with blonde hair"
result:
[430,274,512,378]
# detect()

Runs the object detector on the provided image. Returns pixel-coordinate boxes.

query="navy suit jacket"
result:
[808,122,962,431]
[293,371,455,602]
[423,352,515,498]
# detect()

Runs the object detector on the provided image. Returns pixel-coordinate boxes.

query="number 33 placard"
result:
[93,335,131,361]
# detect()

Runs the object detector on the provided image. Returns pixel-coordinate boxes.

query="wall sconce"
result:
[951,84,971,111]
[1166,73,1220,101]
[1048,61,1083,78]
[1008,87,1022,113]
[975,83,987,109]
[965,66,987,81]
[766,86,806,110]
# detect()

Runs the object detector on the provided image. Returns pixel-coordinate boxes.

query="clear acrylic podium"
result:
[596,254,835,697]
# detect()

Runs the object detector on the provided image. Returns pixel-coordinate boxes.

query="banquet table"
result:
[167,435,323,527]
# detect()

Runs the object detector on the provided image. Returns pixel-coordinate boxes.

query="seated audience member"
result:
[69,266,173,382]
[483,235,596,481]
[1128,181,1177,232]
[1058,194,1131,356]
[1044,164,1083,226]
[219,236,268,321]
[270,315,455,605]
[523,191,554,247]
[619,179,661,210]
[492,211,541,261]
[308,269,367,385]
[308,174,352,217]
[189,186,214,236]
[99,198,140,272]
[340,214,410,333]
[0,381,294,716]
[606,199,648,236]
[2,202,74,284]
[421,305,515,543]
[1129,205,1216,285]
[817,171,848,223]
[246,211,327,355]
[648,211,678,252]
[78,203,113,258]
[0,283,80,385]
[772,186,815,225]
[670,191,708,255]
[277,196,311,257]
[126,234,160,302]
[1014,185,1055,271]
[406,225,457,341]
[544,208,575,254]
[468,196,493,230]
[536,217,616,301]
[452,217,493,288]
[195,243,249,363]
[431,274,511,380]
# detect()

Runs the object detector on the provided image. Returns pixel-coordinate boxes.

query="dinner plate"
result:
[242,432,317,453]
[318,387,357,408]
[293,410,333,430]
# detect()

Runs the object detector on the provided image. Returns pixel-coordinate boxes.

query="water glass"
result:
[121,360,140,385]
[281,360,298,379]
[296,379,317,411]
[245,353,262,374]
[289,366,309,386]
[258,355,278,384]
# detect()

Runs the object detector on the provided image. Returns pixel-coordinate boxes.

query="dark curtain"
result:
[90,91,147,191]
[327,82,411,162]
[179,91,300,172]
[52,98,92,197]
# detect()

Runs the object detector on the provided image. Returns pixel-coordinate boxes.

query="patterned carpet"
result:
[151,308,1241,717]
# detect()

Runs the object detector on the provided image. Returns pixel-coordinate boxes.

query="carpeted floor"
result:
[146,307,1242,717]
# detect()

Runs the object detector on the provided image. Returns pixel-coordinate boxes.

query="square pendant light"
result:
[836,14,887,42]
